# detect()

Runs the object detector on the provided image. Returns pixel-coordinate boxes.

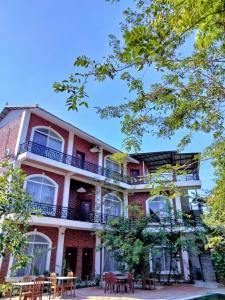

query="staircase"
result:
[199,253,217,282]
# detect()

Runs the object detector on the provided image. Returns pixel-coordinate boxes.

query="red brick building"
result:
[0,105,209,283]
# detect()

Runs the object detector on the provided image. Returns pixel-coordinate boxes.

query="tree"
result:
[99,204,201,286]
[53,0,225,228]
[0,161,33,273]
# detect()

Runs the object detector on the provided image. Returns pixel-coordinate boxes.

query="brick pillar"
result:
[76,248,83,279]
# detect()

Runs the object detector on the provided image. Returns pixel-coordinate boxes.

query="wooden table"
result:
[10,281,51,300]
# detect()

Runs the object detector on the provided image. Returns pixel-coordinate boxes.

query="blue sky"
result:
[0,0,214,191]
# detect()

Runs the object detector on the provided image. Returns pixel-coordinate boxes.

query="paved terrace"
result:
[7,284,225,300]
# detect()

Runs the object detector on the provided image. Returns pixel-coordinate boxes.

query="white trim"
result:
[123,191,129,217]
[95,184,102,214]
[14,110,31,156]
[98,148,103,167]
[24,174,58,206]
[31,126,65,152]
[7,231,52,278]
[55,227,66,275]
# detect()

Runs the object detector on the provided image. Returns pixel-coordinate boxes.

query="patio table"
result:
[10,281,51,300]
[115,276,128,293]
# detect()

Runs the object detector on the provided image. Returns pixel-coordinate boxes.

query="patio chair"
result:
[49,273,63,298]
[62,271,75,297]
[22,276,44,300]
[125,272,134,293]
[103,273,111,293]
[19,276,33,300]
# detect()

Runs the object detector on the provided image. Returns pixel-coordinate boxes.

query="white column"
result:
[95,236,101,275]
[55,227,66,275]
[181,248,191,280]
[123,163,127,177]
[62,176,71,208]
[98,148,103,167]
[14,110,31,156]
[95,184,102,213]
[123,191,129,217]
[175,195,183,222]
[67,131,74,156]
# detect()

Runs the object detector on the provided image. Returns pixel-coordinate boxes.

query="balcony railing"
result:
[32,201,111,224]
[19,141,199,185]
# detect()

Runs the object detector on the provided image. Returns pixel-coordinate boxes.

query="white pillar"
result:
[175,195,183,222]
[98,148,103,167]
[95,236,101,275]
[55,227,66,275]
[14,110,31,156]
[67,131,74,156]
[62,176,71,208]
[95,184,102,213]
[181,248,191,280]
[123,191,129,217]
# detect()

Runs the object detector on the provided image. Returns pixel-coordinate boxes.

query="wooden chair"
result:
[49,273,63,298]
[125,272,134,293]
[103,273,111,293]
[19,276,33,300]
[22,276,44,300]
[62,271,75,297]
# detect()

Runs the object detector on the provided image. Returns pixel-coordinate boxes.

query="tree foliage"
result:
[53,1,225,228]
[99,202,202,285]
[0,162,33,272]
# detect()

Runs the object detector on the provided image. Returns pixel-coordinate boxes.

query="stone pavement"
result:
[72,284,225,300]
[6,284,225,300]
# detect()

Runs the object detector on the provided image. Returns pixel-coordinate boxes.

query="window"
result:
[25,175,57,205]
[10,233,51,277]
[103,249,120,272]
[147,196,172,223]
[32,127,63,152]
[105,157,120,173]
[150,247,179,273]
[103,193,121,217]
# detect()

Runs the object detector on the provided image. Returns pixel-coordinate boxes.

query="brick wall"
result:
[26,113,69,153]
[73,135,98,164]
[64,229,96,278]
[0,113,21,161]
[128,192,149,215]
[127,162,143,176]
[21,164,65,206]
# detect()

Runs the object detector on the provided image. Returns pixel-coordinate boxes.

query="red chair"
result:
[126,272,134,293]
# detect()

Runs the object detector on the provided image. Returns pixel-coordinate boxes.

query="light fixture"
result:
[89,145,100,153]
[76,187,87,193]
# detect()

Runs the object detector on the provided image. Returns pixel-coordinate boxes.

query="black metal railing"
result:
[19,141,200,185]
[32,201,112,224]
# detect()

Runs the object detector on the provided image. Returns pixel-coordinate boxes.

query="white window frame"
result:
[24,174,58,206]
[149,246,181,275]
[31,126,64,152]
[146,195,173,224]
[103,193,122,217]
[104,155,121,174]
[7,231,52,279]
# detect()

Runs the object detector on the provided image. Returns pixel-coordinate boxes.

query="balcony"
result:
[32,201,110,224]
[19,141,200,185]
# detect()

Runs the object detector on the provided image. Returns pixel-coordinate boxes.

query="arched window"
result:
[9,232,51,277]
[103,193,121,217]
[32,127,63,152]
[146,195,172,223]
[105,156,121,174]
[25,175,57,205]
